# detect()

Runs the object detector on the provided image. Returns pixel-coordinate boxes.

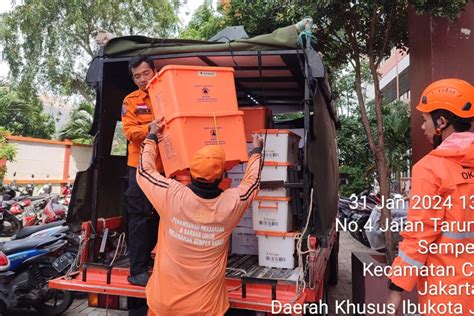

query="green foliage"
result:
[110,122,127,156]
[58,102,93,144]
[0,0,180,100]
[410,0,470,20]
[0,84,55,139]
[0,128,16,161]
[274,112,304,122]
[337,115,373,195]
[217,0,469,69]
[382,100,411,174]
[0,128,16,182]
[180,0,225,40]
[221,0,308,37]
[332,63,372,117]
[339,165,371,197]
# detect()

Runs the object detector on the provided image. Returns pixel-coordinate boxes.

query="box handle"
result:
[257,202,278,210]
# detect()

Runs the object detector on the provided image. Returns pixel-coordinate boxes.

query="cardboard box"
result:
[231,226,258,255]
[228,172,245,188]
[237,207,253,228]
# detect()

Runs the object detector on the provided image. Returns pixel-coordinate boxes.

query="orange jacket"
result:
[122,89,163,170]
[137,138,261,316]
[390,132,474,315]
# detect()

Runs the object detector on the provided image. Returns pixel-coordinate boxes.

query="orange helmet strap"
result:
[430,112,450,148]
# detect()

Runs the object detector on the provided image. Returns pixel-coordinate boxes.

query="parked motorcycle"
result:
[0,203,22,238]
[13,220,70,240]
[0,185,16,201]
[42,197,66,224]
[338,190,379,248]
[20,196,66,227]
[0,225,77,315]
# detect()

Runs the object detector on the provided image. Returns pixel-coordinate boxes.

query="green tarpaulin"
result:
[104,26,299,57]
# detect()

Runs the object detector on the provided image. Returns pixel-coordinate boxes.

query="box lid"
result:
[254,129,301,139]
[263,161,292,167]
[255,230,299,238]
[254,196,291,202]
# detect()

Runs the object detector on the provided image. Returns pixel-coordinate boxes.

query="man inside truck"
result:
[137,119,263,316]
[122,54,162,286]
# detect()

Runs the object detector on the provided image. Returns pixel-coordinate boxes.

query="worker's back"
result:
[137,140,262,316]
[148,188,251,316]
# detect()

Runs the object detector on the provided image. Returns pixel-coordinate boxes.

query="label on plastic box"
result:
[198,71,216,77]
[265,253,287,263]
[258,219,279,227]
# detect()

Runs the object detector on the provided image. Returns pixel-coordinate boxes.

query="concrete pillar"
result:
[409,3,474,163]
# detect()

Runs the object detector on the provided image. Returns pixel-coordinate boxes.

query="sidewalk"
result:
[328,231,373,316]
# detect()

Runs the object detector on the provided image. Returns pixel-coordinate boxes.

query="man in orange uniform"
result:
[137,119,263,316]
[386,79,474,316]
[122,54,163,287]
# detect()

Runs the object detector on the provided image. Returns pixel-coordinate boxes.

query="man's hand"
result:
[149,117,165,136]
[385,290,402,316]
[252,134,263,149]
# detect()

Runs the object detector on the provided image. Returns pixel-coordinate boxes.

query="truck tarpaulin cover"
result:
[103,26,298,57]
[67,25,339,239]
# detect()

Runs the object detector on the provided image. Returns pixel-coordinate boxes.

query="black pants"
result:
[125,167,159,275]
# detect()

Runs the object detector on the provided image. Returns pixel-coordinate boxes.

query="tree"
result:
[0,84,55,139]
[58,102,93,144]
[0,127,17,182]
[218,0,469,262]
[383,100,411,192]
[180,0,225,40]
[0,0,180,102]
[311,0,468,263]
[337,115,373,196]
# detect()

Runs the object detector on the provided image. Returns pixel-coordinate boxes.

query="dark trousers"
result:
[125,167,159,276]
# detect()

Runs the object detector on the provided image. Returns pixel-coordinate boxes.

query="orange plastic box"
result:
[148,65,239,119]
[239,106,272,142]
[147,65,248,176]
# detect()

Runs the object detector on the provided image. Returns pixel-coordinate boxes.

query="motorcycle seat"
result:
[2,200,15,207]
[0,235,61,255]
[13,194,50,202]
[14,220,66,240]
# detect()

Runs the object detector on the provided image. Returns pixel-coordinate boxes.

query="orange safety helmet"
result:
[190,145,226,183]
[416,78,474,118]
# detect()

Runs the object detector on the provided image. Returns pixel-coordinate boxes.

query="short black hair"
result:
[431,109,472,132]
[128,54,155,75]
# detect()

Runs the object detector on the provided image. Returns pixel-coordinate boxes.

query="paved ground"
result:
[328,231,373,316]
[13,231,372,315]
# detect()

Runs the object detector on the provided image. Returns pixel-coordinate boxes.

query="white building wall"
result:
[69,145,93,178]
[6,141,65,181]
[4,137,92,183]
[379,54,410,89]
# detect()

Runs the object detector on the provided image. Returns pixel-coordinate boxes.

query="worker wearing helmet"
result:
[137,118,263,316]
[386,79,474,315]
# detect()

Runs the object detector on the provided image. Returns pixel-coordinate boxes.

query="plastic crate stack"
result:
[253,129,301,269]
[228,106,271,258]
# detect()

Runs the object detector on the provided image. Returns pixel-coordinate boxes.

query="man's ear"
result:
[437,116,449,129]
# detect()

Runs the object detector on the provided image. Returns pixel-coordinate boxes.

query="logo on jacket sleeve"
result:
[121,103,127,116]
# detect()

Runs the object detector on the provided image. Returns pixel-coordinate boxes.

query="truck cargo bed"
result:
[226,254,299,282]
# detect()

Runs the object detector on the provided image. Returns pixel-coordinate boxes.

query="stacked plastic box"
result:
[229,143,257,255]
[253,129,301,269]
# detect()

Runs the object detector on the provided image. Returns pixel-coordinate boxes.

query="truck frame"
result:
[49,26,340,315]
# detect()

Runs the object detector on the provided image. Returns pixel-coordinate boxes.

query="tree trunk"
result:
[375,150,395,264]
[352,56,396,265]
[368,55,396,265]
